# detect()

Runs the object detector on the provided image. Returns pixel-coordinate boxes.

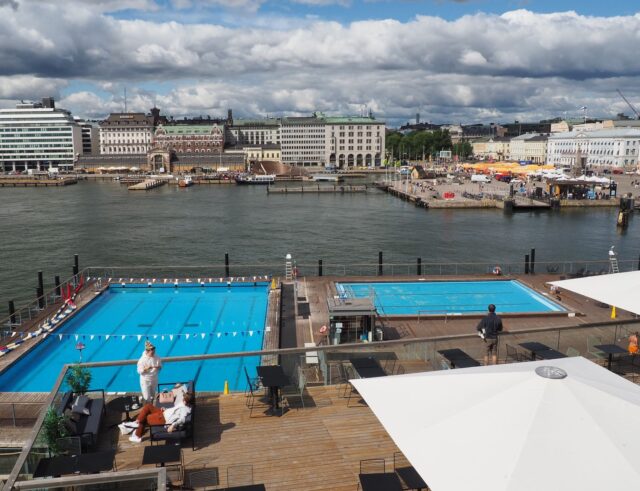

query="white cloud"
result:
[2,4,640,124]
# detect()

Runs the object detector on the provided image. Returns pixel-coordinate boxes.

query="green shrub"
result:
[66,365,92,394]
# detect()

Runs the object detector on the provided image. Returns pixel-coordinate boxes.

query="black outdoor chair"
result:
[504,344,524,363]
[55,436,81,457]
[184,467,219,490]
[393,452,429,491]
[244,366,263,407]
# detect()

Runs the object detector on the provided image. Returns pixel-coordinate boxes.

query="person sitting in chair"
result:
[120,391,193,443]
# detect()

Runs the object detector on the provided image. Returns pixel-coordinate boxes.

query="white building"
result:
[227,119,280,147]
[0,98,82,172]
[99,113,154,155]
[325,115,385,167]
[547,129,640,171]
[280,115,327,166]
[509,133,548,164]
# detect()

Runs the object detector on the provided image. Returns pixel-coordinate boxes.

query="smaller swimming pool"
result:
[336,280,565,315]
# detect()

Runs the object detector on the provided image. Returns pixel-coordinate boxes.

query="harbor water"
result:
[0,179,639,316]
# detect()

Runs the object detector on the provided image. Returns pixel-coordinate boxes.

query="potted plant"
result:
[40,407,68,456]
[66,364,92,395]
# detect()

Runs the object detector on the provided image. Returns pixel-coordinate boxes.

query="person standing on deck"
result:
[137,340,162,403]
[477,304,503,365]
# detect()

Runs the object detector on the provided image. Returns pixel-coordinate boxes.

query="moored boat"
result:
[178,175,194,187]
[235,174,276,185]
[312,174,344,183]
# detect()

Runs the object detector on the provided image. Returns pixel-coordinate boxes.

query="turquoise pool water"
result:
[0,283,269,392]
[336,280,565,315]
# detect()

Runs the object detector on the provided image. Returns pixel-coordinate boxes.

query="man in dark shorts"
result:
[477,304,503,365]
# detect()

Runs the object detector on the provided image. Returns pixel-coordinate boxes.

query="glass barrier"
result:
[5,319,639,489]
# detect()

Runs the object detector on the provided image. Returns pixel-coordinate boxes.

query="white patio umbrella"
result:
[549,270,640,316]
[351,357,640,491]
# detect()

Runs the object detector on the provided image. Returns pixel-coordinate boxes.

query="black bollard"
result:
[74,254,79,274]
[378,251,383,276]
[224,253,230,278]
[417,257,422,276]
[525,254,530,274]
[318,259,323,277]
[530,248,536,275]
[54,275,61,297]
[36,287,44,309]
[8,300,16,325]
[37,271,43,296]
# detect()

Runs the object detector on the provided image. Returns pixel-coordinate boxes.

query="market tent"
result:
[549,270,640,315]
[351,357,640,491]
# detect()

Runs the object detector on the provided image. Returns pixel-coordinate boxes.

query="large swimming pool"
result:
[0,283,269,392]
[337,280,565,315]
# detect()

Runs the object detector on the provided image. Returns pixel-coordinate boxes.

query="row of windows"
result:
[0,127,72,132]
[0,138,72,143]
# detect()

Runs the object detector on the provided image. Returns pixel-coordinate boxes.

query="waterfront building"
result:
[325,114,385,167]
[547,128,640,171]
[0,98,82,172]
[509,133,548,164]
[280,114,327,166]
[99,112,155,155]
[75,118,99,156]
[227,118,280,147]
[152,124,224,153]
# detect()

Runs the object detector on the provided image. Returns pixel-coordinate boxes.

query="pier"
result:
[127,179,165,191]
[0,176,77,187]
[267,184,368,194]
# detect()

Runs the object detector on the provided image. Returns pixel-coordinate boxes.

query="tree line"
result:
[385,129,473,164]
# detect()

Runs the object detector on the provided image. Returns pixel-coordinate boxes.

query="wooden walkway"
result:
[128,179,165,191]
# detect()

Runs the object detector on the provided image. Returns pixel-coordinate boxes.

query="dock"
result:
[267,185,367,194]
[127,179,165,191]
[0,176,77,187]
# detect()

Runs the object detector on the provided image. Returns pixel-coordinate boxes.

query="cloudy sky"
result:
[1,0,639,126]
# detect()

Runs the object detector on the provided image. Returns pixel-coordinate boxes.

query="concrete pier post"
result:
[74,254,79,275]
[417,257,422,276]
[54,275,61,297]
[378,251,383,276]
[530,248,536,274]
[525,254,530,275]
[37,271,43,295]
[225,253,230,278]
[36,287,44,309]
[318,259,323,277]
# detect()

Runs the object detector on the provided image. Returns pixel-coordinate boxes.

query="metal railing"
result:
[0,402,44,427]
[4,317,639,490]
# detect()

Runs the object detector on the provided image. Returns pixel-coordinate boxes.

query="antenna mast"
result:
[124,87,127,113]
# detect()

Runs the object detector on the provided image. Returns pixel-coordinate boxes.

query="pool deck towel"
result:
[351,356,640,491]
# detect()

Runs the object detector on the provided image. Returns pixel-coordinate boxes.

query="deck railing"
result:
[3,318,640,490]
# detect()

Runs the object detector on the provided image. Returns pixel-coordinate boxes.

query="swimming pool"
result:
[336,280,565,315]
[0,283,269,392]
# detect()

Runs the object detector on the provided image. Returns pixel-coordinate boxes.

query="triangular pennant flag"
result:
[169,335,174,341]
[217,333,221,338]
[75,335,79,341]
[106,335,110,340]
[153,335,158,339]
[185,334,190,340]
[11,331,16,337]
[137,335,142,341]
[161,335,165,341]
[121,335,126,341]
[90,335,95,341]
[58,334,62,341]
[97,335,101,340]
[249,331,254,336]
[201,333,205,339]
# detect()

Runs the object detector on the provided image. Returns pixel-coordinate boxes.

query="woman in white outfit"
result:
[137,340,162,403]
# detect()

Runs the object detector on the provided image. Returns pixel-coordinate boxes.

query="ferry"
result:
[312,174,344,183]
[178,175,194,187]
[235,174,276,185]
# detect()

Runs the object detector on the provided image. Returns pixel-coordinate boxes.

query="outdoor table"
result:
[395,466,428,490]
[108,394,142,425]
[350,357,387,378]
[594,344,628,370]
[257,365,290,412]
[437,349,481,368]
[535,349,567,360]
[33,450,116,478]
[142,444,181,467]
[518,342,554,360]
[359,472,404,491]
[223,485,266,491]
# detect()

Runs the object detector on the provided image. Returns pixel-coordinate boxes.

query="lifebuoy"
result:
[319,325,328,334]
[492,266,502,276]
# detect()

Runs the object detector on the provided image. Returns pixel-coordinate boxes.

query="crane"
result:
[616,89,640,119]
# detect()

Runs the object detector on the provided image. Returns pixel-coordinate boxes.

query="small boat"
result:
[312,174,344,183]
[235,174,276,185]
[178,176,193,187]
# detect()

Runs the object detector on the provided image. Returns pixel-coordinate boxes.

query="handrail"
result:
[4,316,638,490]
[11,468,166,490]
